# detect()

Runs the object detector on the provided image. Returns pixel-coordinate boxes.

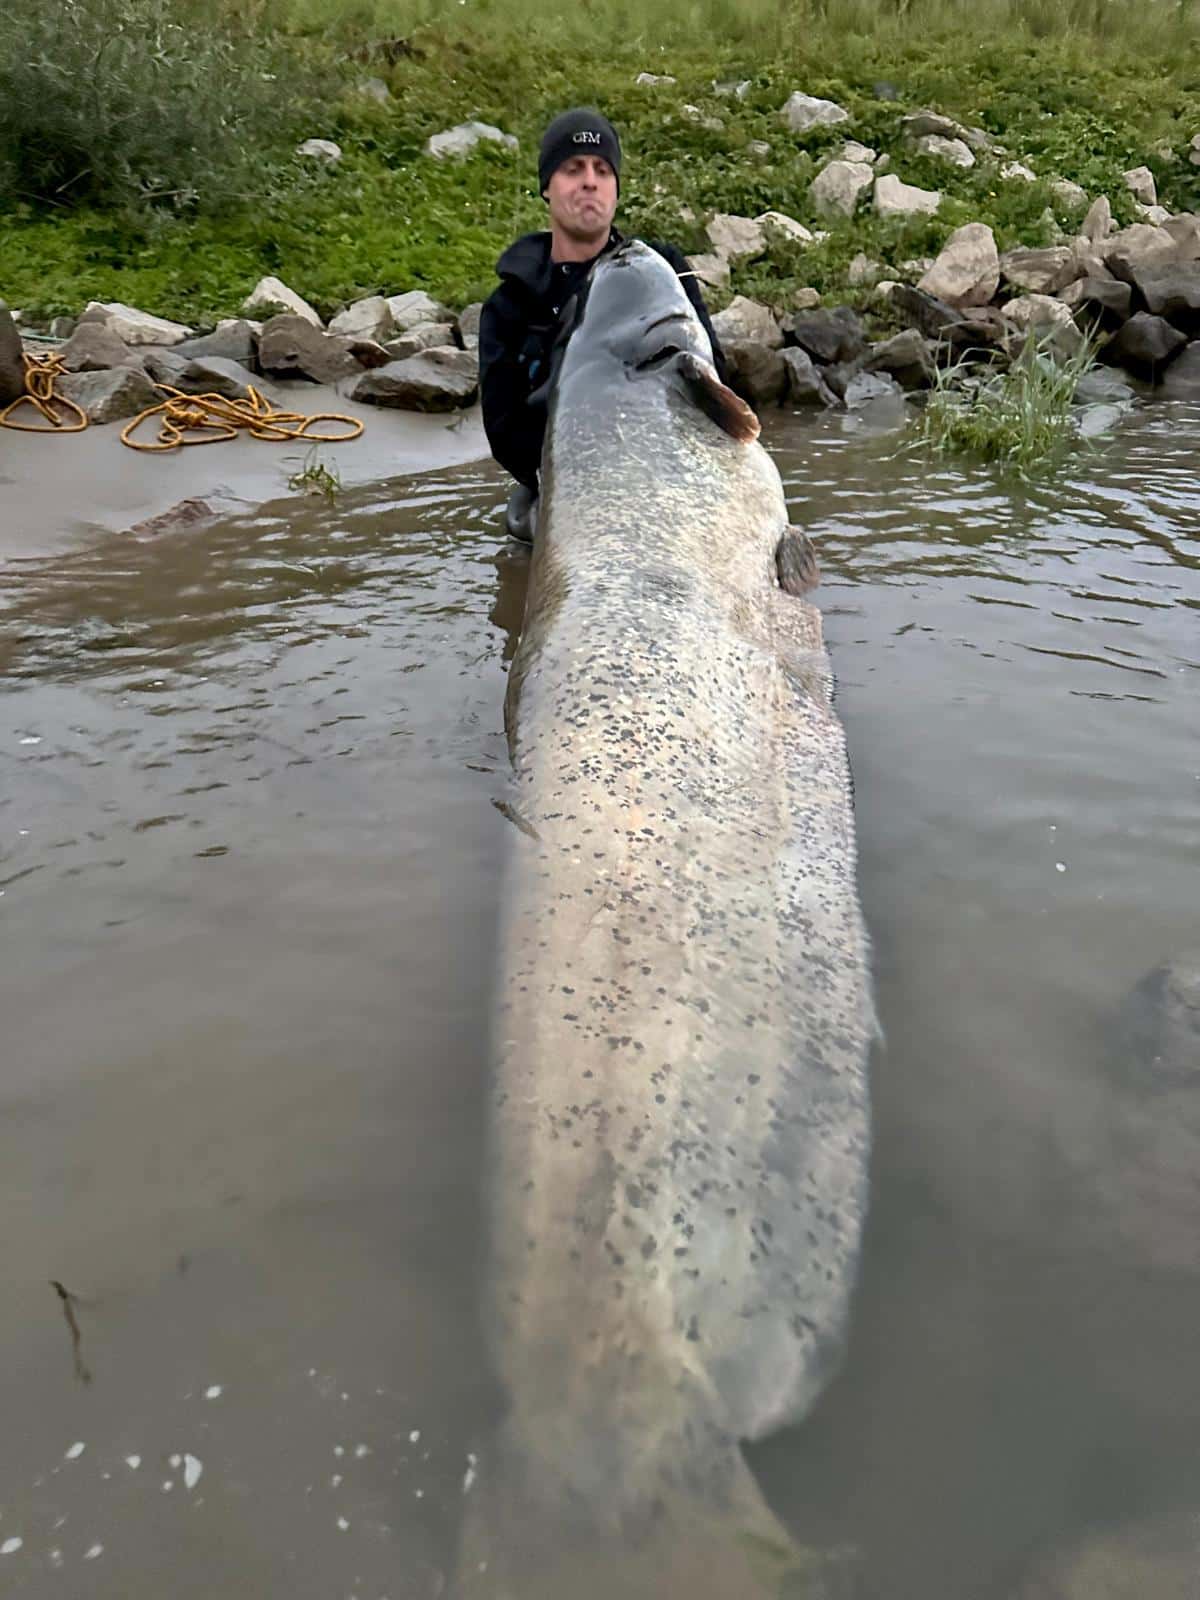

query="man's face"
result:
[543,154,618,245]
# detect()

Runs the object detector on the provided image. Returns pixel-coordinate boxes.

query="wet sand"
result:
[0,376,489,561]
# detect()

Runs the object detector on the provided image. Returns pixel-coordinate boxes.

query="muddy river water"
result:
[1,403,1198,1598]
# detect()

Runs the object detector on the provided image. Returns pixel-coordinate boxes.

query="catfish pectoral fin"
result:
[775,527,820,595]
[675,353,761,444]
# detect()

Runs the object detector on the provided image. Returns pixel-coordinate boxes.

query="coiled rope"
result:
[0,352,364,451]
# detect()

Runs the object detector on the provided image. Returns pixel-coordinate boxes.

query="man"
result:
[479,107,727,542]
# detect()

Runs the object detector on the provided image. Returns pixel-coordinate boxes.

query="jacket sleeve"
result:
[650,241,730,386]
[479,288,545,492]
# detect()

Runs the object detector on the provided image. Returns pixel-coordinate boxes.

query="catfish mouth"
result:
[629,312,696,374]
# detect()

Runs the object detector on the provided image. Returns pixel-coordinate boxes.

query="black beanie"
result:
[538,108,622,195]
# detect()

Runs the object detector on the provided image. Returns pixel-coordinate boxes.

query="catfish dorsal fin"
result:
[676,353,760,444]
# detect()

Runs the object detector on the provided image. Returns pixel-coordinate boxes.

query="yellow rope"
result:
[0,352,365,452]
[0,352,88,433]
[120,384,365,452]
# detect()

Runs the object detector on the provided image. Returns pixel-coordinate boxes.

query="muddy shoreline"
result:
[0,377,490,562]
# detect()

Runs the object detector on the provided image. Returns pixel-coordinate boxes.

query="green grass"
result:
[912,326,1104,470]
[1,0,1199,325]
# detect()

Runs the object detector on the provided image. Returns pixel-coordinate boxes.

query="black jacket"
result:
[478,228,727,491]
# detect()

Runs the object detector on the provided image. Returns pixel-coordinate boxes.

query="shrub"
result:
[0,0,316,214]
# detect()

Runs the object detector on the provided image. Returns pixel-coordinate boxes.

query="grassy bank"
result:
[1,0,1199,325]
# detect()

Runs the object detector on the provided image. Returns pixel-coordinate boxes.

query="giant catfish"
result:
[461,240,875,1599]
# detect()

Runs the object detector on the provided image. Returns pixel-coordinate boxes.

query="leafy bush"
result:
[0,0,317,213]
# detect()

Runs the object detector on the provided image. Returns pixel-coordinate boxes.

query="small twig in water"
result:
[50,1280,93,1386]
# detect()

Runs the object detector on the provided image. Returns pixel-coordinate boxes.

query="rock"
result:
[782,347,838,407]
[1118,951,1200,1085]
[793,287,822,310]
[1011,1509,1198,1600]
[682,104,724,132]
[1104,223,1183,281]
[1069,238,1110,278]
[920,222,1000,307]
[457,302,484,350]
[1002,294,1083,356]
[347,339,393,370]
[780,91,850,133]
[356,77,391,105]
[634,72,676,86]
[1000,245,1082,295]
[900,256,936,278]
[874,174,941,217]
[425,121,517,159]
[49,316,76,340]
[1073,367,1136,405]
[140,348,190,387]
[1161,213,1200,259]
[914,133,975,168]
[383,322,459,359]
[756,210,814,246]
[687,254,730,289]
[174,320,259,365]
[124,492,251,540]
[1058,276,1133,329]
[1002,293,1077,332]
[747,140,772,161]
[57,366,159,424]
[59,322,139,373]
[257,315,360,384]
[1191,133,1200,166]
[352,350,478,410]
[861,328,935,388]
[810,160,874,218]
[1050,178,1088,211]
[784,306,867,365]
[329,295,397,343]
[818,361,854,401]
[1133,203,1172,225]
[847,253,884,287]
[386,290,452,331]
[839,139,877,164]
[1081,195,1114,243]
[174,357,256,400]
[843,371,904,408]
[1124,263,1200,333]
[713,79,751,99]
[710,296,782,348]
[1159,340,1200,398]
[1076,406,1126,444]
[922,298,1001,343]
[0,304,25,403]
[1000,160,1037,182]
[82,300,192,346]
[243,276,322,328]
[1101,311,1188,377]
[705,213,766,263]
[723,340,788,406]
[900,109,963,140]
[296,138,342,164]
[1123,165,1157,206]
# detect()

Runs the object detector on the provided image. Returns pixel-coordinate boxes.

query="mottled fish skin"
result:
[463,242,874,1598]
